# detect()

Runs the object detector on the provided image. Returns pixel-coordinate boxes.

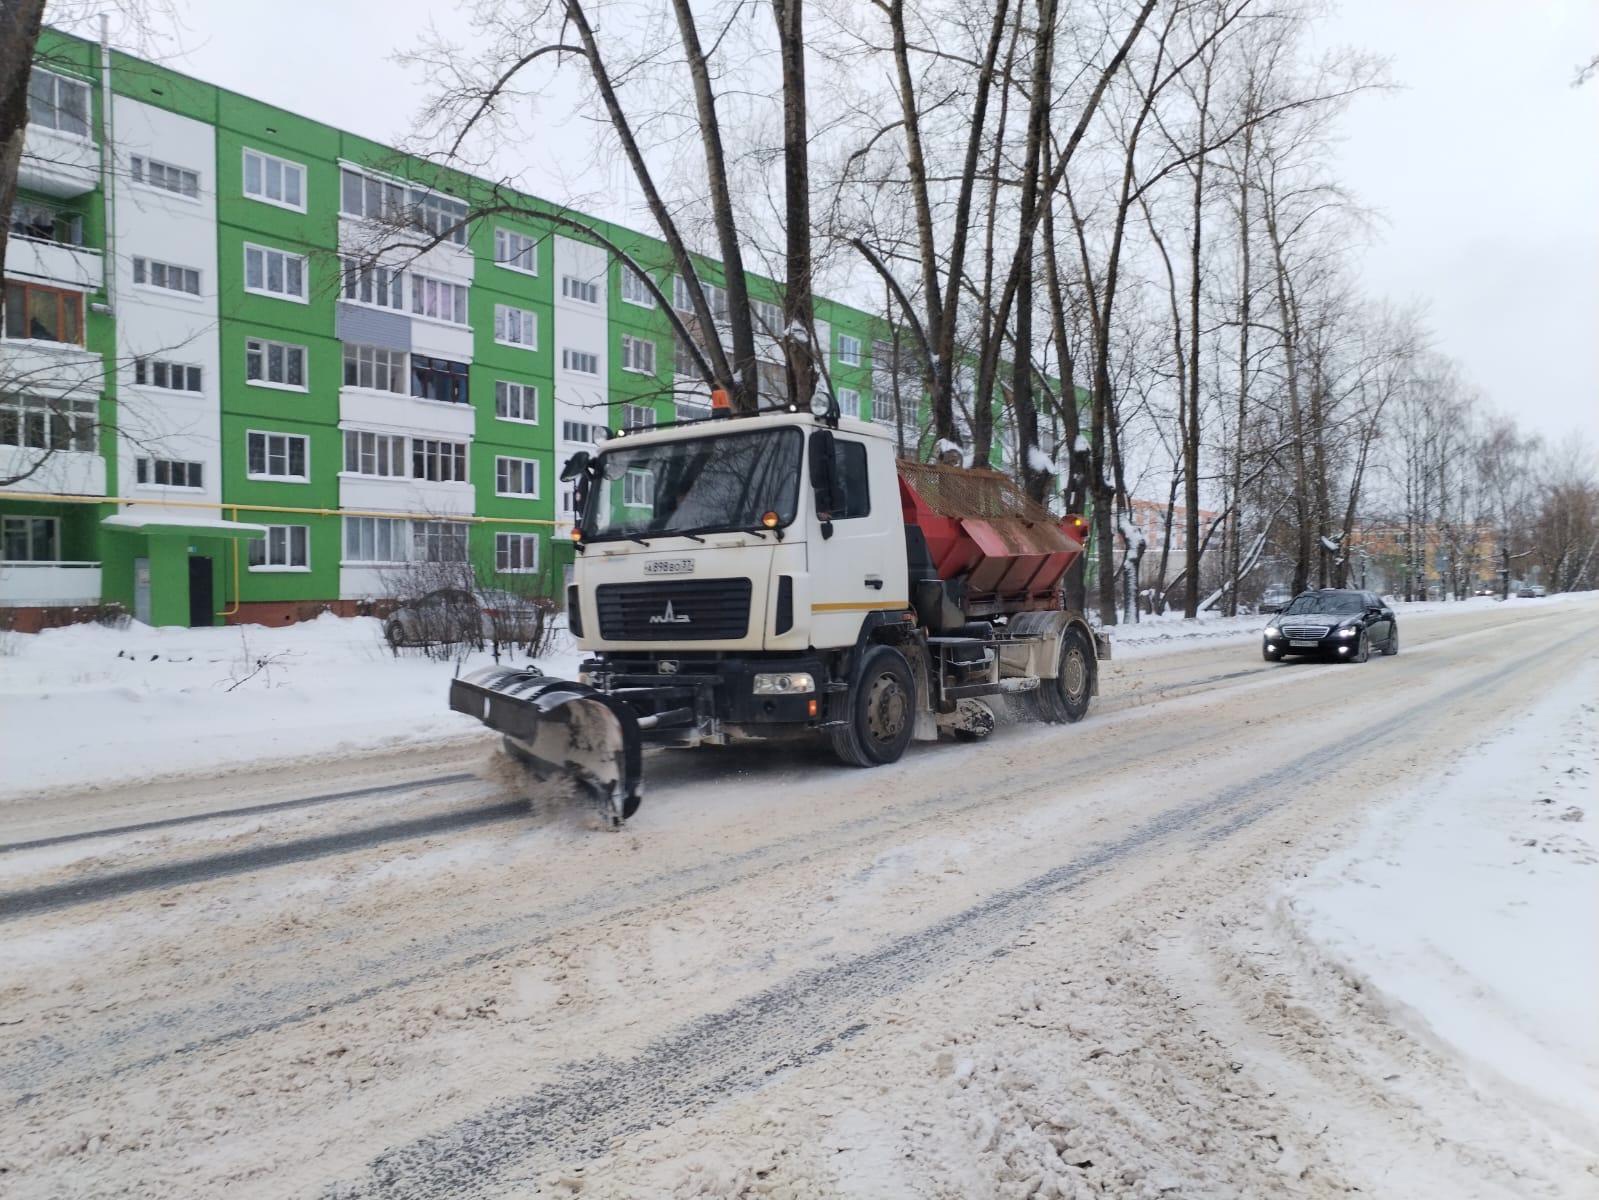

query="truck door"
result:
[808,434,907,649]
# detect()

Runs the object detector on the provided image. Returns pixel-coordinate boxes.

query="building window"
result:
[135,457,204,489]
[836,387,860,418]
[412,438,467,483]
[494,228,538,274]
[750,298,782,335]
[246,430,309,480]
[672,275,728,323]
[342,430,407,477]
[342,343,406,393]
[561,419,602,444]
[837,334,862,366]
[623,403,656,431]
[495,533,539,573]
[131,155,199,199]
[0,394,96,452]
[340,257,404,309]
[675,400,712,423]
[248,524,309,571]
[620,335,656,375]
[562,348,599,375]
[134,358,202,393]
[624,468,653,508]
[243,244,307,302]
[344,516,407,563]
[494,304,537,349]
[340,168,406,222]
[411,191,469,246]
[495,455,539,498]
[757,360,786,403]
[245,337,307,389]
[242,148,305,210]
[9,201,84,246]
[494,380,537,423]
[27,70,89,138]
[559,488,574,516]
[413,520,469,562]
[133,256,201,296]
[2,515,60,562]
[410,355,469,405]
[620,265,654,307]
[674,335,699,379]
[411,274,468,324]
[2,282,83,344]
[561,275,599,304]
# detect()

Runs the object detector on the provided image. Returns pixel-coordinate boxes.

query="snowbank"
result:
[0,615,582,801]
[1285,660,1599,1146]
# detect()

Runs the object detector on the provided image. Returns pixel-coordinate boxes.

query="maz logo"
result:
[648,601,692,625]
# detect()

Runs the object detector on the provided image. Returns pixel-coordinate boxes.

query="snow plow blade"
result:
[449,667,644,823]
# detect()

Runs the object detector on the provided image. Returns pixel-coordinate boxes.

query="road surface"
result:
[2,599,1595,1198]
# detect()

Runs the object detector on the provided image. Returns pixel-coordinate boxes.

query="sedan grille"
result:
[596,578,753,642]
[1281,624,1331,639]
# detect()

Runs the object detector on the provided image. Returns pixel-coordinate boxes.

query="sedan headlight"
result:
[1263,627,1281,640]
[1337,626,1359,638]
[754,671,816,695]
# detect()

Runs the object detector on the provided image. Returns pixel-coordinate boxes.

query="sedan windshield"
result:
[582,426,804,541]
[1283,592,1366,616]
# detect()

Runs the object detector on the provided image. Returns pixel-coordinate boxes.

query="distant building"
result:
[1124,498,1219,556]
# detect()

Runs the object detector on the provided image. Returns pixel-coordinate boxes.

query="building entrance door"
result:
[133,557,151,625]
[188,556,213,626]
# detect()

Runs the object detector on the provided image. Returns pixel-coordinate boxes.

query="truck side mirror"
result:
[808,428,841,539]
[560,451,591,482]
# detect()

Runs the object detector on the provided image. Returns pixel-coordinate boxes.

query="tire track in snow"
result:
[330,624,1596,1199]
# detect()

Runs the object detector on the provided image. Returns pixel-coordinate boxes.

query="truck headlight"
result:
[753,671,815,695]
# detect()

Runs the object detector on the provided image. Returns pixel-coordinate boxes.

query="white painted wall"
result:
[552,235,610,535]
[111,96,223,519]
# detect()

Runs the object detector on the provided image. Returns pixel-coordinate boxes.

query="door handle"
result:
[865,575,883,590]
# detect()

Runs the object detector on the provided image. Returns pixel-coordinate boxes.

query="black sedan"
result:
[1262,589,1398,663]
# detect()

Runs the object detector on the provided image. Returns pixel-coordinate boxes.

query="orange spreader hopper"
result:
[898,460,1086,616]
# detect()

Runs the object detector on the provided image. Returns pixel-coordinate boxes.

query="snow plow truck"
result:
[449,404,1108,825]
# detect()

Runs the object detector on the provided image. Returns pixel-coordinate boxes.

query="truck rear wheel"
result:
[830,646,916,768]
[1029,626,1094,724]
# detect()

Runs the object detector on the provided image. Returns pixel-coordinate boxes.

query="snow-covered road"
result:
[1,598,1595,1198]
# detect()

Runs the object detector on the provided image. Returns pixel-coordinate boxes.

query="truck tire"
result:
[1030,626,1095,724]
[830,645,916,768]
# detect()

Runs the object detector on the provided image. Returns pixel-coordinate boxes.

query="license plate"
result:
[1289,639,1318,648]
[645,558,694,575]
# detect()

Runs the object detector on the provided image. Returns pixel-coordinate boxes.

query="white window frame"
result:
[620,335,656,376]
[561,274,600,304]
[340,165,407,222]
[243,242,308,303]
[0,394,96,452]
[413,520,470,563]
[340,256,405,311]
[248,524,310,572]
[242,147,306,212]
[132,357,203,394]
[245,337,309,392]
[623,468,654,508]
[836,387,861,418]
[412,438,468,483]
[494,380,538,424]
[245,430,310,482]
[837,334,862,366]
[562,348,599,376]
[493,228,539,275]
[341,429,408,478]
[495,455,540,499]
[2,514,62,562]
[27,70,90,139]
[341,343,406,394]
[623,403,656,431]
[495,532,540,574]
[494,304,538,350]
[619,265,654,308]
[342,516,409,565]
[130,154,200,201]
[131,256,201,298]
[561,419,602,445]
[410,273,469,325]
[134,457,205,490]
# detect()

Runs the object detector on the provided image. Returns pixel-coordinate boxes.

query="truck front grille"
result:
[595,578,753,641]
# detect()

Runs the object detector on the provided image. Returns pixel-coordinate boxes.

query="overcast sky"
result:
[123,0,1599,447]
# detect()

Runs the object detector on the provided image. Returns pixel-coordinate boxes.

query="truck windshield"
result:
[582,426,804,541]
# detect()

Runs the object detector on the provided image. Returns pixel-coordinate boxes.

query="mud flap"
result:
[450,667,644,824]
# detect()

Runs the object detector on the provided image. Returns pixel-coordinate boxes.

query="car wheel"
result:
[1352,631,1370,663]
[384,620,405,653]
[1382,627,1399,656]
[830,646,916,768]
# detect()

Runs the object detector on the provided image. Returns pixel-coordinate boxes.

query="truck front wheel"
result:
[830,645,916,768]
[1030,627,1095,724]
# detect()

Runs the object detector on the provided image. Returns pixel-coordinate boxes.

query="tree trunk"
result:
[771,0,815,413]
[0,0,49,289]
